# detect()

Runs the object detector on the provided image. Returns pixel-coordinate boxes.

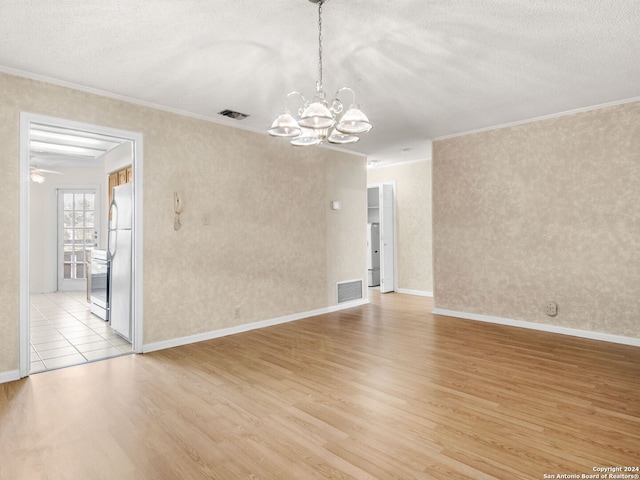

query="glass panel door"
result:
[58,189,99,291]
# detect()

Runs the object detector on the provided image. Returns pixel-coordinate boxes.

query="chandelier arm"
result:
[284,91,307,110]
[334,86,357,105]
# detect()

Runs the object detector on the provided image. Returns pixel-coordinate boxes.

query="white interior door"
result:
[58,189,98,291]
[380,183,395,293]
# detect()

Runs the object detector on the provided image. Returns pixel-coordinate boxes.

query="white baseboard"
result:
[143,298,369,354]
[432,308,640,347]
[396,289,433,297]
[0,370,20,385]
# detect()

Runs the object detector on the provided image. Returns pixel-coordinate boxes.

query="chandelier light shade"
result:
[336,105,372,134]
[268,111,302,137]
[328,130,360,144]
[268,0,371,146]
[290,128,323,147]
[299,95,335,129]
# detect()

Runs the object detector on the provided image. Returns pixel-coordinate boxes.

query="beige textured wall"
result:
[0,75,21,374]
[433,101,640,338]
[326,156,368,304]
[0,72,366,374]
[368,160,433,293]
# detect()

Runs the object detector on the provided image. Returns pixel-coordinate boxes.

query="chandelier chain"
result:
[317,0,323,92]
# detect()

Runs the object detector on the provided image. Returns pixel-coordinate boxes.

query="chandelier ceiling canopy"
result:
[268,0,372,147]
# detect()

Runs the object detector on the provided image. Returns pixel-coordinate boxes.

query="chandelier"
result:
[268,0,372,146]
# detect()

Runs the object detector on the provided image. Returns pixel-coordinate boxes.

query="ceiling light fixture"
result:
[30,171,46,183]
[30,166,63,183]
[268,0,371,146]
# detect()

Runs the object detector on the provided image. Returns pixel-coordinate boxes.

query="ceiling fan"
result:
[30,166,62,183]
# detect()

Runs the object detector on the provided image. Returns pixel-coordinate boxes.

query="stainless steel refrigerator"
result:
[108,182,133,342]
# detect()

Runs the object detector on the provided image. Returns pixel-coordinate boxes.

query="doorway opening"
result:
[19,114,144,377]
[367,182,396,293]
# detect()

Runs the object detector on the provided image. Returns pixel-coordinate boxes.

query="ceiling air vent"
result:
[218,109,250,120]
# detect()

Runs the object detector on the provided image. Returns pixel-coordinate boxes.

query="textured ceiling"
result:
[1,0,639,164]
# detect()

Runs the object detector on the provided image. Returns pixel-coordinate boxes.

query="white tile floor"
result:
[30,291,132,373]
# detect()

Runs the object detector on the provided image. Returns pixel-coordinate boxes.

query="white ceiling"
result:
[2,0,639,165]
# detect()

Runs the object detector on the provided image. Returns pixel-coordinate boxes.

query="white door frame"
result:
[367,181,398,293]
[19,113,144,377]
[380,182,396,293]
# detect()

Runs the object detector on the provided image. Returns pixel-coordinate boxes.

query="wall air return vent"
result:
[218,109,250,120]
[337,280,363,304]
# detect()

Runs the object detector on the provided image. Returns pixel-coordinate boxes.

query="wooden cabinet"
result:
[108,166,133,207]
[108,172,118,204]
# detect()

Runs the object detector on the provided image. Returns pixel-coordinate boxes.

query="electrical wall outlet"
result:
[545,301,558,317]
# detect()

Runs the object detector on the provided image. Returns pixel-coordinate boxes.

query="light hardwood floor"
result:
[1,291,639,479]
